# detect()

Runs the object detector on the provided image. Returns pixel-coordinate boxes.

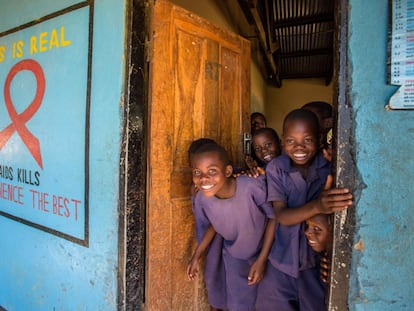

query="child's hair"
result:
[191,142,230,166]
[315,213,333,232]
[188,138,217,160]
[252,127,281,146]
[250,112,267,123]
[283,108,320,136]
[301,101,332,120]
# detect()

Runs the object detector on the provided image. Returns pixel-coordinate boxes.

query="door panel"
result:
[147,1,250,309]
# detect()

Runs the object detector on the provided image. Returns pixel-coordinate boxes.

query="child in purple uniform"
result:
[246,127,281,177]
[187,142,276,311]
[256,109,352,311]
[188,138,227,311]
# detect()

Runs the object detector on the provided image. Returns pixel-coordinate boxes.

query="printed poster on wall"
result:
[388,0,414,109]
[0,3,92,246]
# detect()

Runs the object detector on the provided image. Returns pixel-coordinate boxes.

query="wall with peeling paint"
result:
[348,1,414,310]
[0,0,126,310]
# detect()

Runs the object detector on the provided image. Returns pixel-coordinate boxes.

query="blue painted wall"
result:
[348,1,414,310]
[0,0,126,310]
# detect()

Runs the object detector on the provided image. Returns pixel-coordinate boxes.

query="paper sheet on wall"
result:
[388,0,414,109]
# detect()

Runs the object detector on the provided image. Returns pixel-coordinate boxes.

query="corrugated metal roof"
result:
[238,0,334,87]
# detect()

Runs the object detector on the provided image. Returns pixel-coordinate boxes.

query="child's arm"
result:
[187,225,216,281]
[247,218,276,285]
[274,175,353,226]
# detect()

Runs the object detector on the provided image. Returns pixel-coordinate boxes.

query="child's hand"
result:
[232,170,246,177]
[320,254,331,283]
[245,166,266,178]
[247,258,266,285]
[186,254,201,281]
[318,175,353,214]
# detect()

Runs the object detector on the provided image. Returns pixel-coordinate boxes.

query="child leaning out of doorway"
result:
[187,142,276,311]
[188,138,226,311]
[255,108,353,311]
[304,212,333,284]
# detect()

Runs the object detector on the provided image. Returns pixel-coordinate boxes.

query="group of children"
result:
[187,105,352,311]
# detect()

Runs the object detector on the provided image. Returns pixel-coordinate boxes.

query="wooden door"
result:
[146,1,250,310]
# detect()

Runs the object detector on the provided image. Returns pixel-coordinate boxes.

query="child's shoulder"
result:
[314,150,330,168]
[237,174,267,191]
[266,153,290,172]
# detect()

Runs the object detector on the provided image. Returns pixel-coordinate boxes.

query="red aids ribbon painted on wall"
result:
[0,59,45,169]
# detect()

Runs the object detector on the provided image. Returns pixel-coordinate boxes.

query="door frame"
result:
[118,0,148,310]
[328,0,354,310]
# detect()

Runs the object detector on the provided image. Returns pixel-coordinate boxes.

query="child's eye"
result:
[305,138,314,144]
[192,170,201,177]
[254,146,262,153]
[265,142,273,149]
[286,139,294,145]
[208,169,217,175]
[314,226,322,232]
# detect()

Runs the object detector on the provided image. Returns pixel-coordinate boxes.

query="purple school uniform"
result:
[195,175,274,311]
[192,192,227,309]
[256,151,330,311]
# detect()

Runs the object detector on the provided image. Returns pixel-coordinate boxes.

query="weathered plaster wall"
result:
[348,1,414,310]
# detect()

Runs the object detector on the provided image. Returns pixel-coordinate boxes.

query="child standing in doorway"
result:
[188,138,226,311]
[187,142,276,311]
[255,109,352,311]
[246,127,281,177]
[246,112,269,172]
[250,112,267,134]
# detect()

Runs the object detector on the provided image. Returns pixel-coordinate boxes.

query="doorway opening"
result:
[122,0,354,310]
[167,0,354,310]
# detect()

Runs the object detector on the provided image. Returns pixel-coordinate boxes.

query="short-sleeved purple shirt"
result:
[266,151,331,277]
[195,175,274,260]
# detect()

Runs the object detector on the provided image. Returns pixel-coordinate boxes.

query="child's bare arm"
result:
[247,218,276,285]
[273,175,352,226]
[187,225,216,281]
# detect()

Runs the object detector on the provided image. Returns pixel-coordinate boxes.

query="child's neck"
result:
[295,165,308,179]
[215,177,236,199]
[291,154,318,179]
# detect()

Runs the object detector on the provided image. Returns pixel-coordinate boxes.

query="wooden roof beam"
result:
[239,0,281,87]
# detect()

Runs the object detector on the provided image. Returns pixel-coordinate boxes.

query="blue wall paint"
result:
[0,1,126,310]
[349,1,414,310]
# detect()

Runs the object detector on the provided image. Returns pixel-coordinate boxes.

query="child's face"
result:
[191,151,232,198]
[251,115,266,133]
[282,119,319,167]
[305,214,331,253]
[303,106,332,135]
[252,132,280,164]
